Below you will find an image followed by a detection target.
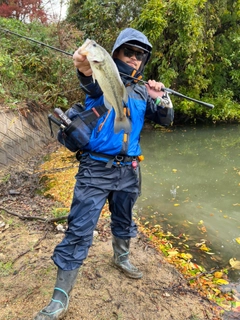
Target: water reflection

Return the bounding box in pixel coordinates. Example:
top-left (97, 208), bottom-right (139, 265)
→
top-left (135, 124), bottom-right (240, 282)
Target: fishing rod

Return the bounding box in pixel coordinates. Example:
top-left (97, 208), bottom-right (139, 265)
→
top-left (125, 76), bottom-right (214, 109)
top-left (0, 26), bottom-right (214, 109)
top-left (0, 26), bottom-right (73, 56)
top-left (162, 87), bottom-right (214, 109)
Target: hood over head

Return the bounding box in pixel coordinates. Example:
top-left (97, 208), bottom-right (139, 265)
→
top-left (112, 28), bottom-right (152, 75)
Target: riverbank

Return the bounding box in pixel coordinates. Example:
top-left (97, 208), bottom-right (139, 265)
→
top-left (0, 141), bottom-right (225, 320)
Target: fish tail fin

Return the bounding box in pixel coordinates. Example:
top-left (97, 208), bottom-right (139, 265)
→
top-left (114, 116), bottom-right (131, 134)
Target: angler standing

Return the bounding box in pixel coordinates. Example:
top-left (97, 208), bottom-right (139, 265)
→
top-left (34, 27), bottom-right (174, 320)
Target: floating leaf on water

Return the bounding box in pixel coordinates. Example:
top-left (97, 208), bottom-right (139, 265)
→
top-left (195, 240), bottom-right (206, 247)
top-left (172, 169), bottom-right (177, 173)
top-left (173, 204), bottom-right (180, 207)
top-left (199, 226), bottom-right (207, 233)
top-left (235, 237), bottom-right (240, 244)
top-left (200, 244), bottom-right (211, 252)
top-left (229, 258), bottom-right (240, 269)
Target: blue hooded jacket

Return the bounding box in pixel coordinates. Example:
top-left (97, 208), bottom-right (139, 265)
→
top-left (75, 28), bottom-right (174, 159)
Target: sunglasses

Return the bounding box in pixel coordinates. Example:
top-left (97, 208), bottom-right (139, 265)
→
top-left (122, 46), bottom-right (146, 61)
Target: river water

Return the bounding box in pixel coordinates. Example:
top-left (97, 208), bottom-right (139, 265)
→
top-left (135, 124), bottom-right (240, 282)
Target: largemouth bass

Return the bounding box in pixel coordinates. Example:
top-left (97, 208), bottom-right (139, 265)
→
top-left (78, 39), bottom-right (131, 134)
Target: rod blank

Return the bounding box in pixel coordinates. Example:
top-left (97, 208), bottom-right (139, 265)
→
top-left (162, 87), bottom-right (214, 109)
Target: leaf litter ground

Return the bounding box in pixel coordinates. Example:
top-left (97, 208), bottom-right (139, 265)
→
top-left (0, 141), bottom-right (228, 320)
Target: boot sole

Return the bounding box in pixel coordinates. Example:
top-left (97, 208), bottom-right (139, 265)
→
top-left (112, 262), bottom-right (143, 279)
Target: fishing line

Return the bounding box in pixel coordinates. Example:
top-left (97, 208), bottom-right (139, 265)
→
top-left (0, 26), bottom-right (214, 109)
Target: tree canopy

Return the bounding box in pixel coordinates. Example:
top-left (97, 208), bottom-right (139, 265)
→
top-left (66, 0), bottom-right (240, 122)
top-left (0, 0), bottom-right (47, 23)
top-left (0, 0), bottom-right (239, 123)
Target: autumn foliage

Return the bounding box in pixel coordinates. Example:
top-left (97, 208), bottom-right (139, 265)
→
top-left (0, 0), bottom-right (47, 23)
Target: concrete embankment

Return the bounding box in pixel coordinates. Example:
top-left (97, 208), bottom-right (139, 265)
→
top-left (0, 104), bottom-right (57, 175)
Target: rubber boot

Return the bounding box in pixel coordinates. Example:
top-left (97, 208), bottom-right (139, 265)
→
top-left (34, 267), bottom-right (79, 320)
top-left (112, 235), bottom-right (143, 279)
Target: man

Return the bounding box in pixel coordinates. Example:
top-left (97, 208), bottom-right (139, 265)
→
top-left (34, 27), bottom-right (173, 320)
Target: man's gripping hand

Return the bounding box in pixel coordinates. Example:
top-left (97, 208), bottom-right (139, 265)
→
top-left (73, 48), bottom-right (92, 77)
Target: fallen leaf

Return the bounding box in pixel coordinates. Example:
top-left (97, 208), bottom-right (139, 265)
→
top-left (229, 258), bottom-right (240, 269)
top-left (167, 250), bottom-right (179, 256)
top-left (215, 279), bottom-right (229, 285)
top-left (200, 244), bottom-right (211, 252)
top-left (214, 271), bottom-right (223, 278)
top-left (179, 253), bottom-right (193, 260)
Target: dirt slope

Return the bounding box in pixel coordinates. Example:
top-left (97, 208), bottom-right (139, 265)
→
top-left (0, 143), bottom-right (222, 320)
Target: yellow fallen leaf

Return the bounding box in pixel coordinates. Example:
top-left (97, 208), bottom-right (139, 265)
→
top-left (173, 204), bottom-right (180, 207)
top-left (172, 169), bottom-right (177, 173)
top-left (215, 279), bottom-right (229, 285)
top-left (235, 237), bottom-right (240, 244)
top-left (200, 244), bottom-right (211, 252)
top-left (179, 253), bottom-right (193, 260)
top-left (167, 250), bottom-right (179, 256)
top-left (229, 258), bottom-right (240, 269)
top-left (212, 288), bottom-right (221, 295)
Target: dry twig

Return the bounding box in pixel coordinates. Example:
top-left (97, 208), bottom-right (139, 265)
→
top-left (0, 206), bottom-right (68, 223)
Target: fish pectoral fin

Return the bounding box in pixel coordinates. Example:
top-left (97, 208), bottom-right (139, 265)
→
top-left (122, 84), bottom-right (128, 104)
top-left (103, 97), bottom-right (113, 110)
top-left (92, 72), bottom-right (97, 83)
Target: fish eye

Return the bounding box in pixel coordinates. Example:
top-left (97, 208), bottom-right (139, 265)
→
top-left (93, 43), bottom-right (97, 47)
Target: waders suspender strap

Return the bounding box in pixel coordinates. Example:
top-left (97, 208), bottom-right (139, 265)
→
top-left (121, 106), bottom-right (130, 153)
